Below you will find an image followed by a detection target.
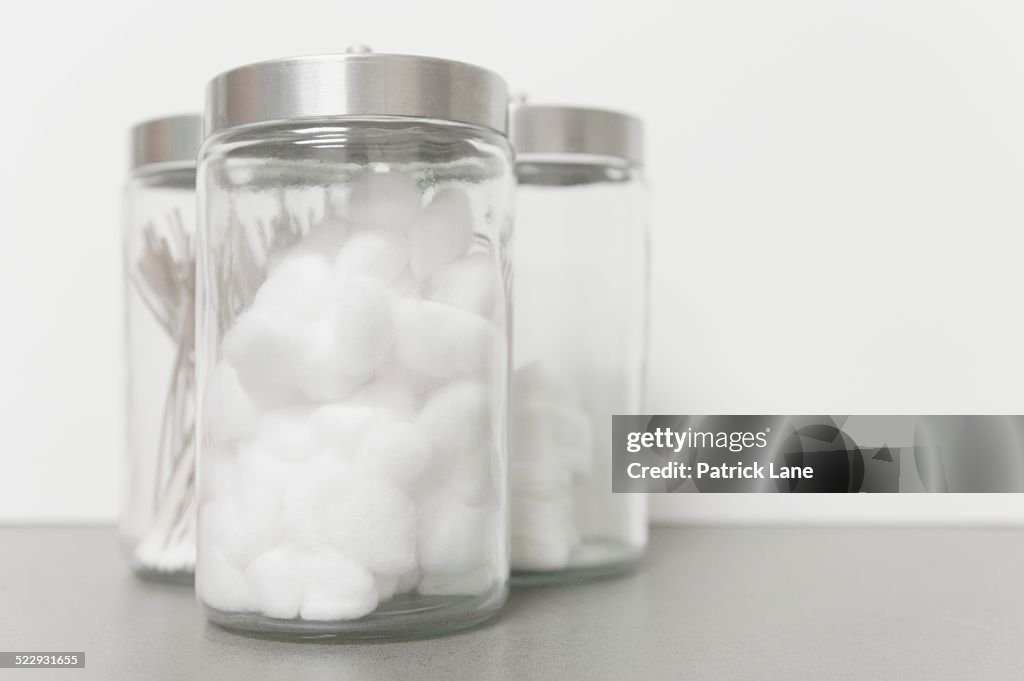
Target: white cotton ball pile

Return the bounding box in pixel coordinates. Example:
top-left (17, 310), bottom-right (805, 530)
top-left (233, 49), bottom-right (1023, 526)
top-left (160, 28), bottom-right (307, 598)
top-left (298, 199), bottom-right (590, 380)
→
top-left (418, 381), bottom-right (493, 460)
top-left (427, 253), bottom-right (499, 318)
top-left (327, 277), bottom-right (395, 375)
top-left (509, 458), bottom-right (573, 500)
top-left (222, 254), bottom-right (336, 407)
top-left (354, 422), bottom-right (434, 491)
top-left (246, 547), bottom-right (308, 619)
top-left (346, 171), bottom-right (422, 233)
top-left (201, 490), bottom-right (283, 569)
top-left (196, 545), bottom-right (251, 613)
top-left (300, 550), bottom-right (378, 621)
top-left (221, 308), bottom-right (314, 408)
top-left (199, 171), bottom-right (506, 621)
top-left (346, 371), bottom-right (420, 420)
top-left (417, 493), bottom-right (489, 576)
top-left (509, 363), bottom-right (593, 571)
top-left (416, 492), bottom-right (501, 596)
top-left (283, 457), bottom-right (417, 574)
top-left (510, 495), bottom-right (577, 571)
top-left (248, 407), bottom-right (320, 462)
top-left (448, 446), bottom-right (499, 507)
top-left (308, 404), bottom-right (385, 460)
top-left (334, 231), bottom-right (409, 283)
top-left (511, 403), bottom-right (593, 478)
top-left (202, 363), bottom-right (257, 448)
top-left (293, 219), bottom-right (351, 261)
top-left (253, 254), bottom-right (334, 319)
top-left (393, 299), bottom-right (499, 380)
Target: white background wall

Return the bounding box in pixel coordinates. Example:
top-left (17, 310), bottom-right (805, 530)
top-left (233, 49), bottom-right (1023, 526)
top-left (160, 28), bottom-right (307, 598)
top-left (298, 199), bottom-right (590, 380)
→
top-left (1, 0), bottom-right (1023, 523)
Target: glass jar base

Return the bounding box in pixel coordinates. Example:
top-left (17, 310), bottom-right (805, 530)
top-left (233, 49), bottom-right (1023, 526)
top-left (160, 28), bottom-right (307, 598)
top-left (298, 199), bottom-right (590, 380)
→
top-left (205, 587), bottom-right (507, 642)
top-left (511, 541), bottom-right (643, 587)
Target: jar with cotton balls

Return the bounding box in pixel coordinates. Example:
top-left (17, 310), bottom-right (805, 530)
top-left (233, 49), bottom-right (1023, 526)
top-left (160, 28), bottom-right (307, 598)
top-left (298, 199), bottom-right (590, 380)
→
top-left (508, 104), bottom-right (649, 583)
top-left (120, 114), bottom-right (203, 582)
top-left (195, 51), bottom-right (513, 639)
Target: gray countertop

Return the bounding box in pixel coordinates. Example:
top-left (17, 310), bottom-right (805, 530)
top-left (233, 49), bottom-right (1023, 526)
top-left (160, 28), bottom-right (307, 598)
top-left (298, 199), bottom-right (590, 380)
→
top-left (2, 526), bottom-right (1023, 680)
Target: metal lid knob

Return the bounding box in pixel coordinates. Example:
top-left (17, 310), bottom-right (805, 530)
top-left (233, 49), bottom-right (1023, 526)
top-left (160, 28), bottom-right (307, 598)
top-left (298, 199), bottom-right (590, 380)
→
top-left (205, 52), bottom-right (510, 137)
top-left (509, 104), bottom-right (644, 167)
top-left (130, 114), bottom-right (202, 170)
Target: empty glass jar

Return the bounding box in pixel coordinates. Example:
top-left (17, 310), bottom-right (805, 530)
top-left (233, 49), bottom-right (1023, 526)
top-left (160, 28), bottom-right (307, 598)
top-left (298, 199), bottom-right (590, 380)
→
top-left (509, 104), bottom-right (649, 582)
top-left (120, 114), bottom-right (203, 582)
top-left (195, 52), bottom-right (513, 639)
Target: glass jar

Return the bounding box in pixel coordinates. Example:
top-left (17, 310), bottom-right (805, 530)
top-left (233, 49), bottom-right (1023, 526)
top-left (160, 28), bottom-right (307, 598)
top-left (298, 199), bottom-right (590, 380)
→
top-left (120, 114), bottom-right (203, 582)
top-left (195, 52), bottom-right (513, 640)
top-left (508, 105), bottom-right (649, 582)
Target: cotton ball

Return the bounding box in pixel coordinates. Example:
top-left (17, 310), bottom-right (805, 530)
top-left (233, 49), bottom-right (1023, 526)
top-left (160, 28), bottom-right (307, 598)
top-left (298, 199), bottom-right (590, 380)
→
top-left (394, 299), bottom-right (499, 380)
top-left (227, 255), bottom-right (335, 407)
top-left (354, 422), bottom-right (433, 492)
top-left (417, 381), bottom-right (495, 480)
top-left (309, 404), bottom-right (384, 459)
top-left (375, 573), bottom-right (399, 602)
top-left (246, 547), bottom-right (306, 619)
top-left (509, 458), bottom-right (574, 501)
top-left (253, 253), bottom-right (333, 321)
top-left (346, 373), bottom-right (419, 420)
top-left (392, 270), bottom-right (422, 299)
top-left (510, 364), bottom-right (593, 477)
top-left (298, 317), bottom-right (370, 403)
top-left (200, 488), bottom-right (283, 570)
top-left (510, 496), bottom-right (576, 571)
top-left (417, 493), bottom-right (490, 576)
top-left (327, 277), bottom-right (395, 375)
top-left (512, 362), bottom-right (581, 407)
top-left (198, 451), bottom-right (235, 504)
top-left (221, 309), bottom-right (303, 408)
top-left (409, 188), bottom-right (474, 280)
top-left (371, 572), bottom-right (417, 603)
top-left (448, 448), bottom-right (499, 507)
top-left (250, 407), bottom-right (319, 463)
top-left (511, 403), bottom-right (593, 478)
top-left (292, 219), bottom-right (351, 261)
top-left (334, 231), bottom-right (409, 283)
top-left (347, 171), bottom-right (421, 233)
top-left (236, 439), bottom-right (305, 504)
top-left (427, 253), bottom-right (498, 318)
top-left (284, 457), bottom-right (416, 574)
top-left (283, 185), bottom-right (327, 234)
top-left (375, 360), bottom-right (443, 403)
top-left (513, 404), bottom-right (591, 450)
top-left (417, 495), bottom-right (500, 596)
top-left (221, 296), bottom-right (355, 409)
top-left (196, 544), bottom-right (253, 613)
top-left (300, 549), bottom-right (379, 621)
top-left (202, 362), bottom-right (258, 447)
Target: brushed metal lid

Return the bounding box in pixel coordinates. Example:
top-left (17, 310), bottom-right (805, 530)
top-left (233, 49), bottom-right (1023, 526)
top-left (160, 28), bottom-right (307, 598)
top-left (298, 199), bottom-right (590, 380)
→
top-left (205, 50), bottom-right (510, 137)
top-left (509, 104), bottom-right (644, 167)
top-left (130, 114), bottom-right (202, 170)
